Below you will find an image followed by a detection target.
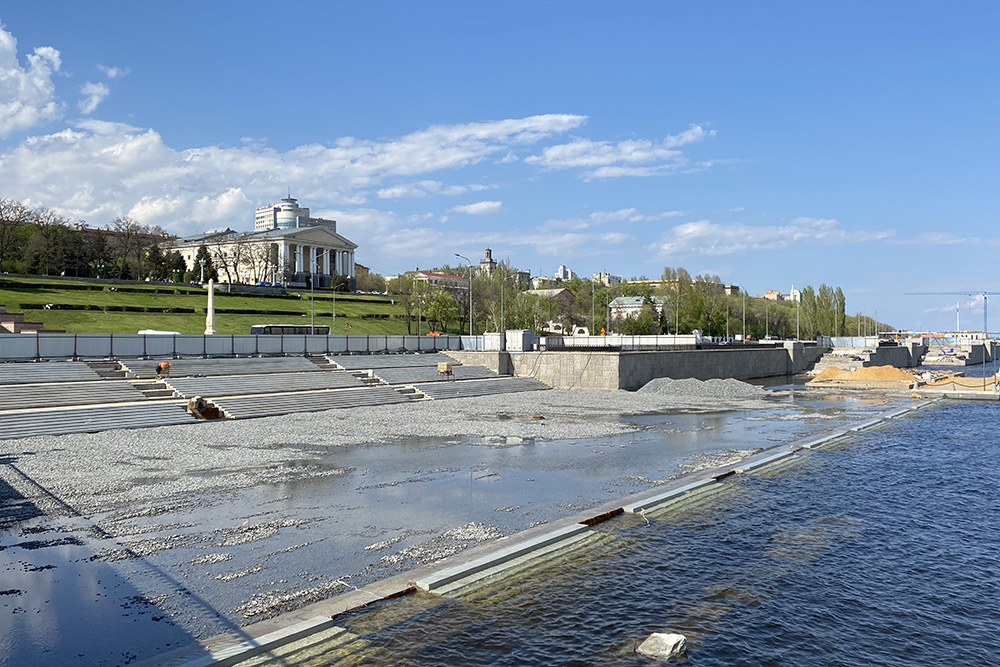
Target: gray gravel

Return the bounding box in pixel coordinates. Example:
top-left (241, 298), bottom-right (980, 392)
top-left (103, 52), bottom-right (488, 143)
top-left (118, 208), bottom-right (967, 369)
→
top-left (3, 387), bottom-right (780, 517)
top-left (638, 377), bottom-right (768, 398)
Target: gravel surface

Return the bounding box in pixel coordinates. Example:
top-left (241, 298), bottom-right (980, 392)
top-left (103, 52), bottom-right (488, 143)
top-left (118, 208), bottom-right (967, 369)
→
top-left (3, 387), bottom-right (780, 517)
top-left (638, 377), bottom-right (769, 398)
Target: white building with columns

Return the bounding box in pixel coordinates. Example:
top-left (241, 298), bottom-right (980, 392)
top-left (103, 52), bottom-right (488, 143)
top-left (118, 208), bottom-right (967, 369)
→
top-left (165, 197), bottom-right (358, 288)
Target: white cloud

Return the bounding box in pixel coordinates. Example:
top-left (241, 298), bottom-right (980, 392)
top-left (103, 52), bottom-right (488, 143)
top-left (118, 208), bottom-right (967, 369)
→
top-left (650, 217), bottom-right (896, 260)
top-left (525, 123), bottom-right (716, 179)
top-left (376, 180), bottom-right (492, 199)
top-left (0, 114), bottom-right (585, 233)
top-left (546, 208), bottom-right (683, 230)
top-left (729, 206), bottom-right (745, 212)
top-left (901, 231), bottom-right (1000, 247)
top-left (451, 200), bottom-right (502, 215)
top-left (97, 64), bottom-right (128, 79)
top-left (0, 24), bottom-right (63, 137)
top-left (78, 81), bottom-right (109, 115)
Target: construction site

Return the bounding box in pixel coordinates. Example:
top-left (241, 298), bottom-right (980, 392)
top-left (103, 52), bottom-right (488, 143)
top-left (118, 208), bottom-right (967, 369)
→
top-left (0, 330), bottom-right (997, 666)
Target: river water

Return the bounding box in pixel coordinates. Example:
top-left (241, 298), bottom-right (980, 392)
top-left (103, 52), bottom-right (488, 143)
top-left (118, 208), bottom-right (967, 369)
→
top-left (305, 399), bottom-right (1000, 666)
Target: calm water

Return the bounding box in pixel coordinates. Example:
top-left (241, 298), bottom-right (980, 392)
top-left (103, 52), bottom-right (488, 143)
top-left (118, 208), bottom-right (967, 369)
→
top-left (320, 400), bottom-right (1000, 666)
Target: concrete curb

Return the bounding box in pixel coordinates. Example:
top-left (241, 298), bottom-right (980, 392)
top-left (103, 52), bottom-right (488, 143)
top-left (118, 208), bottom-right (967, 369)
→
top-left (621, 478), bottom-right (717, 514)
top-left (176, 616), bottom-right (346, 667)
top-left (414, 523), bottom-right (593, 593)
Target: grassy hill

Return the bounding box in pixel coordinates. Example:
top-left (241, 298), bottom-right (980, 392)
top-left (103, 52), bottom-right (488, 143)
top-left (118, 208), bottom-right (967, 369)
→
top-left (0, 276), bottom-right (416, 335)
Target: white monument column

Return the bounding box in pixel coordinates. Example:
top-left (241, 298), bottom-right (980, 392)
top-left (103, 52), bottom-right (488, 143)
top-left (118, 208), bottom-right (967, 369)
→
top-left (205, 279), bottom-right (216, 335)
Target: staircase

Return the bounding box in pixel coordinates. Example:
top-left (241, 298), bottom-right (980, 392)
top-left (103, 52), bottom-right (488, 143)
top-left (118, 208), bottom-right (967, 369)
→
top-left (807, 349), bottom-right (871, 376)
top-left (129, 380), bottom-right (178, 399)
top-left (306, 355), bottom-right (341, 371)
top-left (84, 360), bottom-right (128, 379)
top-left (0, 306), bottom-right (65, 334)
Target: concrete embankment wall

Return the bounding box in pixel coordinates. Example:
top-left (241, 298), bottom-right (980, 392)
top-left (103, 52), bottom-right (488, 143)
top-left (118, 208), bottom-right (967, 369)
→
top-left (864, 342), bottom-right (926, 368)
top-left (449, 343), bottom-right (827, 391)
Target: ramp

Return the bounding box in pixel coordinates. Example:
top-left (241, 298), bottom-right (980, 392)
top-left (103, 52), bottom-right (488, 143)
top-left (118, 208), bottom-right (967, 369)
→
top-left (413, 377), bottom-right (550, 400)
top-left (0, 380), bottom-right (146, 411)
top-left (0, 403), bottom-right (197, 441)
top-left (164, 371), bottom-right (364, 399)
top-left (211, 386), bottom-right (414, 419)
top-left (329, 353), bottom-right (456, 370)
top-left (121, 356), bottom-right (321, 379)
top-left (0, 361), bottom-right (102, 385)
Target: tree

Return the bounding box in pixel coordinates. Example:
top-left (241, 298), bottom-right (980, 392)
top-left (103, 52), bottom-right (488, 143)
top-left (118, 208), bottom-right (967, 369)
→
top-left (424, 289), bottom-right (458, 333)
top-left (387, 274), bottom-right (419, 334)
top-left (189, 244), bottom-right (216, 282)
top-left (0, 198), bottom-right (32, 271)
top-left (355, 271), bottom-right (386, 293)
top-left (24, 208), bottom-right (76, 276)
top-left (165, 250), bottom-right (187, 282)
top-left (108, 216), bottom-right (144, 280)
top-left (144, 245), bottom-right (166, 280)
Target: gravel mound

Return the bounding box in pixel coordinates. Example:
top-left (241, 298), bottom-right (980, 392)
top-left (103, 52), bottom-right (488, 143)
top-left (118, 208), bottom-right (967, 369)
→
top-left (638, 377), bottom-right (767, 399)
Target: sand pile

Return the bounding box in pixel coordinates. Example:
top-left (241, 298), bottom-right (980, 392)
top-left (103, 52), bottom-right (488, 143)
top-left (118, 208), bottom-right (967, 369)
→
top-left (809, 365), bottom-right (915, 383)
top-left (638, 377), bottom-right (767, 398)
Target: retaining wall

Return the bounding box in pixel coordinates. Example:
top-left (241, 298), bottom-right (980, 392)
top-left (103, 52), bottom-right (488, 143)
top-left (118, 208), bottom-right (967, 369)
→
top-left (864, 342), bottom-right (926, 368)
top-left (449, 343), bottom-right (828, 391)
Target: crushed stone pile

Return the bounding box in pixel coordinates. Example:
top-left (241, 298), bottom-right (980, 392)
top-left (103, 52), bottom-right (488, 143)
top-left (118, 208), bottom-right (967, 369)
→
top-left (637, 377), bottom-right (767, 399)
top-left (809, 365), bottom-right (915, 383)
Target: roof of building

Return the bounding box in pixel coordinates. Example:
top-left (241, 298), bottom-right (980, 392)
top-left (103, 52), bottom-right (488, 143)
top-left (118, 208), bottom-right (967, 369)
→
top-left (414, 271), bottom-right (468, 281)
top-left (166, 224), bottom-right (357, 249)
top-left (609, 296), bottom-right (670, 307)
top-left (528, 288), bottom-right (574, 298)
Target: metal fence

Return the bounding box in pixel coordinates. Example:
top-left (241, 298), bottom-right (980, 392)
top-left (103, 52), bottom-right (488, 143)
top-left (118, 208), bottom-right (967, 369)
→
top-left (0, 333), bottom-right (467, 361)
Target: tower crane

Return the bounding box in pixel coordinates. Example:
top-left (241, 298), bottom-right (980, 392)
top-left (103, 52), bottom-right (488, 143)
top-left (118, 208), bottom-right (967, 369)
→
top-left (904, 291), bottom-right (1000, 338)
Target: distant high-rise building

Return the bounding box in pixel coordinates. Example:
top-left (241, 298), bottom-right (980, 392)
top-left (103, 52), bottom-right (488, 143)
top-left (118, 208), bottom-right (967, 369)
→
top-left (255, 196), bottom-right (337, 232)
top-left (555, 264), bottom-right (575, 281)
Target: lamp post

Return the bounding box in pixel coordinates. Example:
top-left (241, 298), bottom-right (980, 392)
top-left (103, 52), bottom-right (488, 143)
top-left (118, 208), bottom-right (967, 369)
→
top-left (742, 287), bottom-right (746, 342)
top-left (455, 254), bottom-right (472, 336)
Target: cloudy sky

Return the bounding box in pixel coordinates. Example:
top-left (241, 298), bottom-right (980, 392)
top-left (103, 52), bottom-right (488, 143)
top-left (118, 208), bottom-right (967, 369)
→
top-left (0, 2), bottom-right (998, 332)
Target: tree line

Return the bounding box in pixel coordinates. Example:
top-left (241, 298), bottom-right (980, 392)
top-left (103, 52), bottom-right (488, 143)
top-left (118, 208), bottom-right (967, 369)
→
top-left (388, 262), bottom-right (886, 339)
top-left (0, 198), bottom-right (195, 281)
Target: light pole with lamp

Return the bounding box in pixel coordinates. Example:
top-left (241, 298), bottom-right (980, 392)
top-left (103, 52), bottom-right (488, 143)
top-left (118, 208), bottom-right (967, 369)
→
top-left (455, 254), bottom-right (472, 336)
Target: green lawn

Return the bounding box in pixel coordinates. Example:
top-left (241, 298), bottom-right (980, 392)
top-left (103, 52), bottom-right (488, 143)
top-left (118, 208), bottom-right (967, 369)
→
top-left (0, 276), bottom-right (418, 335)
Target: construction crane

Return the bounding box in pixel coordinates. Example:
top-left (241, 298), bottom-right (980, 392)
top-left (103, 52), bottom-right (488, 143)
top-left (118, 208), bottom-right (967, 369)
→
top-left (904, 291), bottom-right (1000, 338)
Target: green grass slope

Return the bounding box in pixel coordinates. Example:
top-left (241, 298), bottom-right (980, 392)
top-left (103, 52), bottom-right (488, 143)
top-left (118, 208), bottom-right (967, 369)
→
top-left (0, 276), bottom-right (417, 335)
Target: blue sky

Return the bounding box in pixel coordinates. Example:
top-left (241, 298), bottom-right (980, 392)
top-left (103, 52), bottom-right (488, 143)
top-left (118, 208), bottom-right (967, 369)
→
top-left (1, 2), bottom-right (998, 333)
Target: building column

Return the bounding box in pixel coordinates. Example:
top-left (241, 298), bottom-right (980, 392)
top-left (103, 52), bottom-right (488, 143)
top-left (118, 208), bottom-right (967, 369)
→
top-left (295, 245), bottom-right (303, 274)
top-left (347, 251), bottom-right (355, 277)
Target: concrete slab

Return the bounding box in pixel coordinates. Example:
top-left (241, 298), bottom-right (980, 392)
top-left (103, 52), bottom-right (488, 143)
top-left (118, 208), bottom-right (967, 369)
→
top-left (734, 449), bottom-right (797, 473)
top-left (176, 616), bottom-right (346, 667)
top-left (414, 523), bottom-right (593, 593)
top-left (621, 478), bottom-right (717, 514)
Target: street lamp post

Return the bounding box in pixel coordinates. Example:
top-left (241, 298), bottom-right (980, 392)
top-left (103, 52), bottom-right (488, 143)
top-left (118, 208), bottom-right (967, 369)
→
top-left (742, 287), bottom-right (746, 342)
top-left (455, 254), bottom-right (472, 336)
